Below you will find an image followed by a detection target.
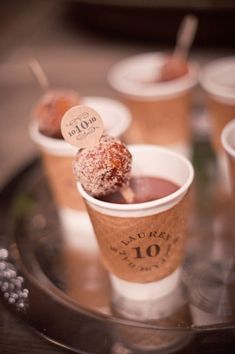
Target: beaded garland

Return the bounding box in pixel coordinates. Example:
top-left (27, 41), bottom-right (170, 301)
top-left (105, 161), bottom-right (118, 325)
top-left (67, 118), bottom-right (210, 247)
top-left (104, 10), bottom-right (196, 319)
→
top-left (0, 248), bottom-right (29, 310)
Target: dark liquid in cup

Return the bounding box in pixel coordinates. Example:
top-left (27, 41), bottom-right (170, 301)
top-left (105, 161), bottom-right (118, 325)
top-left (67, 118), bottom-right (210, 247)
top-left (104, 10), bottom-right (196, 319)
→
top-left (99, 176), bottom-right (180, 204)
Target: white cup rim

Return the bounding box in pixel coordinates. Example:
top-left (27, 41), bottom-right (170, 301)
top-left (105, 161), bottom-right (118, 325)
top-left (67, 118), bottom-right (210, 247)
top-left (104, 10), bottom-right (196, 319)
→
top-left (29, 95), bottom-right (132, 154)
top-left (221, 119), bottom-right (235, 158)
top-left (29, 119), bottom-right (75, 153)
top-left (78, 145), bottom-right (194, 212)
top-left (108, 52), bottom-right (198, 100)
top-left (200, 56), bottom-right (235, 102)
top-left (81, 96), bottom-right (132, 138)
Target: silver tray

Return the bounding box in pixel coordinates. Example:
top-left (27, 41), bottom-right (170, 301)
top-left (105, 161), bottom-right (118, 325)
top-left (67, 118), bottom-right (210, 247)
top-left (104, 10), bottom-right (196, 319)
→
top-left (0, 138), bottom-right (235, 354)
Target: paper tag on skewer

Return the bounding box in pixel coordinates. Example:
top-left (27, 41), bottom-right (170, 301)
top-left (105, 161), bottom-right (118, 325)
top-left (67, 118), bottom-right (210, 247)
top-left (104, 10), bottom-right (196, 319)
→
top-left (61, 105), bottom-right (104, 149)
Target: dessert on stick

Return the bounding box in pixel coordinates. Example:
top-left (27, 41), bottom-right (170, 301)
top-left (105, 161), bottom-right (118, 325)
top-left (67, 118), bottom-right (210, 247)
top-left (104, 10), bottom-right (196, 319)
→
top-left (159, 14), bottom-right (198, 82)
top-left (108, 21), bottom-right (198, 156)
top-left (61, 105), bottom-right (134, 203)
top-left (73, 136), bottom-right (132, 198)
top-left (34, 90), bottom-right (80, 139)
top-left (29, 59), bottom-right (80, 139)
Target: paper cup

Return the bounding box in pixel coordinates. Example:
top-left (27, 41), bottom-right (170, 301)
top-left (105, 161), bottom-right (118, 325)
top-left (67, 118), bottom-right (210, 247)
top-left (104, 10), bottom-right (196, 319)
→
top-left (201, 57), bottom-right (235, 153)
top-left (108, 52), bottom-right (198, 159)
top-left (221, 119), bottom-right (235, 197)
top-left (79, 145), bottom-right (194, 298)
top-left (29, 96), bottom-right (131, 250)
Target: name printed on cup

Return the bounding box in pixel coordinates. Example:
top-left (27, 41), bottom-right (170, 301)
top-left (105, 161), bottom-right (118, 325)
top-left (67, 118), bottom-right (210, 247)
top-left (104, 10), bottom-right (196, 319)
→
top-left (110, 230), bottom-right (179, 272)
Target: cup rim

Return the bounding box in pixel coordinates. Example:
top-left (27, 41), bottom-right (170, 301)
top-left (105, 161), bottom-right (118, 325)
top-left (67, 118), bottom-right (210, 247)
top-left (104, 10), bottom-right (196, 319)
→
top-left (78, 145), bottom-right (194, 211)
top-left (108, 52), bottom-right (198, 100)
top-left (29, 119), bottom-right (74, 152)
top-left (200, 56), bottom-right (235, 102)
top-left (81, 96), bottom-right (132, 138)
top-left (29, 95), bottom-right (132, 152)
top-left (221, 119), bottom-right (235, 158)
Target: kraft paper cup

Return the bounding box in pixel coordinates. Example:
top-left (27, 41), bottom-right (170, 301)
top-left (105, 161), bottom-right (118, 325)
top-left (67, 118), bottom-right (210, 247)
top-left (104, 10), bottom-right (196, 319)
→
top-left (29, 96), bottom-right (131, 251)
top-left (108, 52), bottom-right (198, 159)
top-left (201, 57), bottom-right (235, 153)
top-left (221, 119), bottom-right (235, 197)
top-left (78, 145), bottom-right (194, 299)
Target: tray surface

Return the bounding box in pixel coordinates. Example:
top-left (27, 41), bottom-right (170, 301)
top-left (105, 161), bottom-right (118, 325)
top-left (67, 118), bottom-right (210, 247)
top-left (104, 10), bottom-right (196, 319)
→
top-left (1, 139), bottom-right (235, 353)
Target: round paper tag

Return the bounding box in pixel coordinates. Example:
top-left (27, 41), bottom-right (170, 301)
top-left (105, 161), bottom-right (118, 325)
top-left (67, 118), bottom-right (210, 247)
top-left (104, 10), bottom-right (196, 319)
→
top-left (61, 105), bottom-right (104, 149)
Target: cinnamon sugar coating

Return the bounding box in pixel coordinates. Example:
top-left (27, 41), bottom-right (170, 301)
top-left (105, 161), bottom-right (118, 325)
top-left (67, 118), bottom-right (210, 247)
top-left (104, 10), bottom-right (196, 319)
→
top-left (73, 136), bottom-right (132, 197)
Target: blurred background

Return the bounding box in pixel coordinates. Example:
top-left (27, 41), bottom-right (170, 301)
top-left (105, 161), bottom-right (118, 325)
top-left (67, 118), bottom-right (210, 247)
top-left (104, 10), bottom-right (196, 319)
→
top-left (1, 0), bottom-right (235, 187)
top-left (1, 2), bottom-right (235, 353)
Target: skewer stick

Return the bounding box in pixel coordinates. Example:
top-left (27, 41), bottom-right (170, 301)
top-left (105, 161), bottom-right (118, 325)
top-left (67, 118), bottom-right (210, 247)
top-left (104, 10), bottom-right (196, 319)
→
top-left (28, 59), bottom-right (49, 90)
top-left (173, 14), bottom-right (198, 59)
top-left (120, 186), bottom-right (135, 204)
top-left (157, 14), bottom-right (198, 82)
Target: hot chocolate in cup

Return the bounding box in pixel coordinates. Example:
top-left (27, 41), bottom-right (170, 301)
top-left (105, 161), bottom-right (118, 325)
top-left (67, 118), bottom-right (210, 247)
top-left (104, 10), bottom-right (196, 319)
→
top-left (221, 119), bottom-right (235, 197)
top-left (201, 57), bottom-right (235, 153)
top-left (108, 52), bottom-right (198, 159)
top-left (29, 96), bottom-right (131, 250)
top-left (78, 145), bottom-right (194, 298)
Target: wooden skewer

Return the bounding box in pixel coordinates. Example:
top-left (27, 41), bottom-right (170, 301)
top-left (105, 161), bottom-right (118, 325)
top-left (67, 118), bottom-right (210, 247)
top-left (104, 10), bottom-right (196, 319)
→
top-left (173, 14), bottom-right (198, 59)
top-left (120, 186), bottom-right (135, 204)
top-left (157, 14), bottom-right (198, 82)
top-left (28, 59), bottom-right (49, 90)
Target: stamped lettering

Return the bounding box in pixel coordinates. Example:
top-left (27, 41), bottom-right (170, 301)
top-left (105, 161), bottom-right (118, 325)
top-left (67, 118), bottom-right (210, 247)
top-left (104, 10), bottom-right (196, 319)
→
top-left (61, 105), bottom-right (104, 149)
top-left (110, 230), bottom-right (178, 272)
